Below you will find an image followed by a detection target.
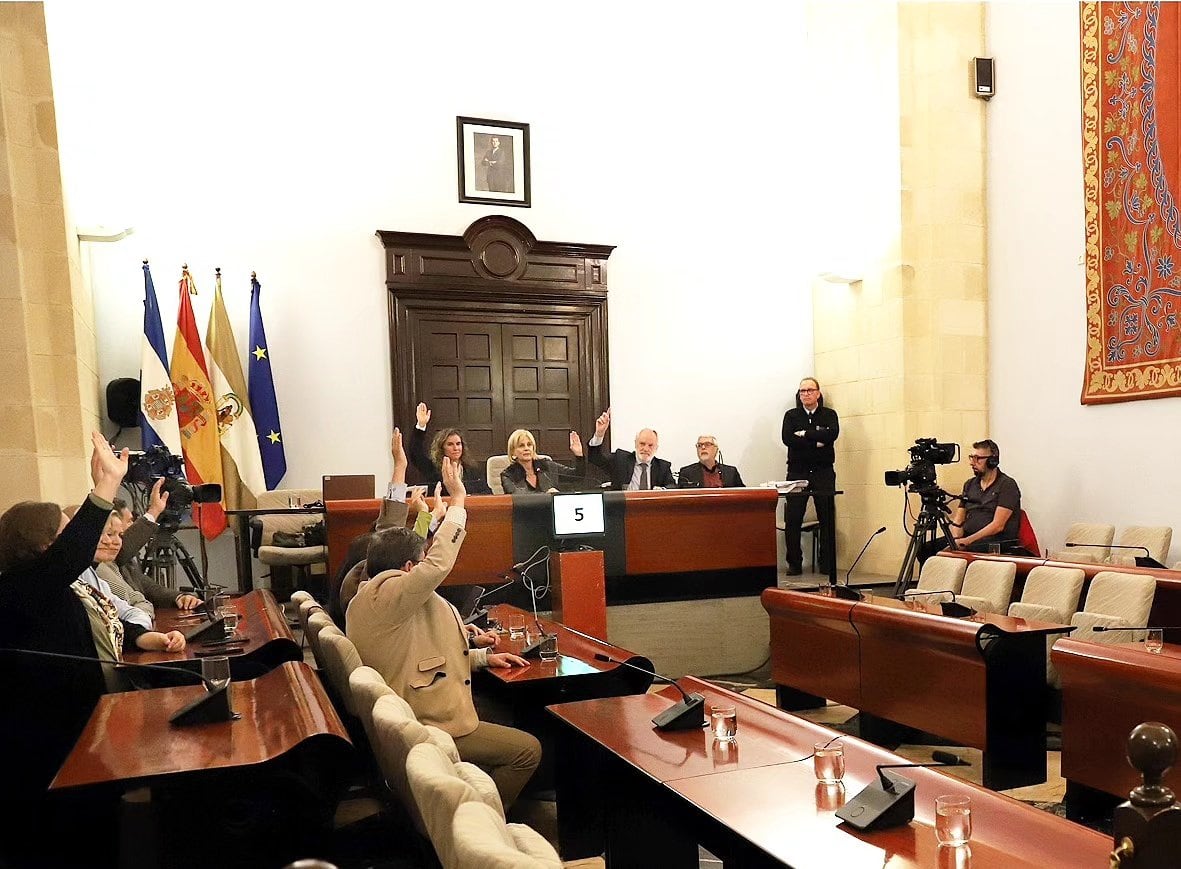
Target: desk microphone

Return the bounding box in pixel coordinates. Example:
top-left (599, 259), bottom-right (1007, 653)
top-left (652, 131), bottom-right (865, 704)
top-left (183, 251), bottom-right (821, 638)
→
top-left (1065, 543), bottom-right (1165, 568)
top-left (834, 527), bottom-right (886, 600)
top-left (0, 647), bottom-right (237, 726)
top-left (897, 589), bottom-right (976, 618)
top-left (835, 761), bottom-right (967, 831)
top-left (593, 653), bottom-right (706, 731)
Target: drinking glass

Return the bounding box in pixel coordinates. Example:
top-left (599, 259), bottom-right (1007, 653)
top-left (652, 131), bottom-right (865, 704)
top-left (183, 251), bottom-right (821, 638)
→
top-left (212, 593), bottom-right (231, 616)
top-left (288, 494), bottom-right (302, 508)
top-left (987, 543), bottom-right (1002, 555)
top-left (221, 610), bottom-right (240, 639)
top-left (200, 655), bottom-right (232, 691)
top-left (813, 741), bottom-right (845, 784)
top-left (935, 795), bottom-right (973, 846)
top-left (1146, 628), bottom-right (1164, 654)
top-left (538, 633), bottom-right (558, 662)
top-left (711, 704), bottom-right (738, 742)
top-left (507, 614), bottom-right (527, 640)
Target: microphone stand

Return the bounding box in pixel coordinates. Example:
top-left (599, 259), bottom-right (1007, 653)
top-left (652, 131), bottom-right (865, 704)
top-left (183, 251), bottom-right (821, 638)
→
top-left (593, 653), bottom-right (706, 731)
top-left (897, 589), bottom-right (976, 618)
top-left (835, 760), bottom-right (965, 830)
top-left (1065, 543), bottom-right (1165, 569)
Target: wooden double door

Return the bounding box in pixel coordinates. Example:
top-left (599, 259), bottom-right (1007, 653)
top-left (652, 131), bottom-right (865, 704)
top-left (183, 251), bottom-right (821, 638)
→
top-left (412, 314), bottom-right (587, 463)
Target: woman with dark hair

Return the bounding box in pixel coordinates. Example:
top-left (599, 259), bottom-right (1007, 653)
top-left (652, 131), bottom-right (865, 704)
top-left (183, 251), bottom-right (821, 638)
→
top-left (408, 402), bottom-right (493, 496)
top-left (0, 433), bottom-right (182, 865)
top-left (499, 429), bottom-right (587, 494)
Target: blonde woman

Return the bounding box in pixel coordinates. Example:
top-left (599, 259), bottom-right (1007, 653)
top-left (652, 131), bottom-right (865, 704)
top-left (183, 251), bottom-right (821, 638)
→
top-left (499, 429), bottom-right (587, 494)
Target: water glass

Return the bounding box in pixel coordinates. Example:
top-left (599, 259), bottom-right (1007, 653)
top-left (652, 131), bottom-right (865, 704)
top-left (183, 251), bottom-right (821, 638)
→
top-left (813, 741), bottom-right (845, 783)
top-left (221, 610), bottom-right (240, 639)
top-left (987, 543), bottom-right (1002, 555)
top-left (287, 494), bottom-right (302, 508)
top-left (212, 593), bottom-right (231, 616)
top-left (538, 633), bottom-right (558, 662)
top-left (711, 704), bottom-right (738, 742)
top-left (507, 614), bottom-right (527, 640)
top-left (1146, 628), bottom-right (1164, 654)
top-left (935, 795), bottom-right (972, 846)
top-left (200, 655), bottom-right (232, 691)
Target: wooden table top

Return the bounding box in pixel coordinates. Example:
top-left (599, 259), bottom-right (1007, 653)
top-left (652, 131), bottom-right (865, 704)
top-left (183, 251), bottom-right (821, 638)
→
top-left (51, 661), bottom-right (350, 790)
top-left (550, 676), bottom-right (1111, 867)
top-left (481, 604), bottom-right (652, 687)
top-left (128, 589), bottom-right (299, 666)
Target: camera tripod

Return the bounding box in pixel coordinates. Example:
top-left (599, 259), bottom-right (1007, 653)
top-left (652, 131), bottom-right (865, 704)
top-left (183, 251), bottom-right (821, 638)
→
top-left (892, 488), bottom-right (959, 597)
top-left (121, 484), bottom-right (211, 593)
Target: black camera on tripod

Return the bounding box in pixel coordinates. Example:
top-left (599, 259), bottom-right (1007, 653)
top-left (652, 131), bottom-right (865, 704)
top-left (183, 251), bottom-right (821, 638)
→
top-left (126, 446), bottom-right (222, 529)
top-left (883, 438), bottom-right (960, 491)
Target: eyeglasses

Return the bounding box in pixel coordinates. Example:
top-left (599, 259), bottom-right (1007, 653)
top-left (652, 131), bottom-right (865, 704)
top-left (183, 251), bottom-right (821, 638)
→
top-left (799, 388), bottom-right (819, 393)
top-left (967, 454), bottom-right (992, 462)
top-left (695, 442), bottom-right (716, 449)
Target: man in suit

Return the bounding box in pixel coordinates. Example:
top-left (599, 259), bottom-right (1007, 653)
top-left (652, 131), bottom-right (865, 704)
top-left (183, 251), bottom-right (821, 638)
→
top-left (347, 434), bottom-right (540, 808)
top-left (586, 408), bottom-right (676, 490)
top-left (781, 377), bottom-right (840, 576)
top-left (678, 435), bottom-right (745, 488)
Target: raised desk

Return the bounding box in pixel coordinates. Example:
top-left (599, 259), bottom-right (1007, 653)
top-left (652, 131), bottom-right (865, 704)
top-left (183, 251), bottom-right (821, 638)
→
top-left (763, 588), bottom-right (1073, 789)
top-left (1053, 637), bottom-right (1181, 807)
top-left (127, 589), bottom-right (302, 679)
top-left (325, 489), bottom-right (778, 600)
top-left (549, 676), bottom-right (1110, 867)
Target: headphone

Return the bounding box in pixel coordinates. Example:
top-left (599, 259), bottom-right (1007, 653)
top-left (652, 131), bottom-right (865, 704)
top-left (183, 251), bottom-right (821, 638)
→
top-left (979, 440), bottom-right (1000, 469)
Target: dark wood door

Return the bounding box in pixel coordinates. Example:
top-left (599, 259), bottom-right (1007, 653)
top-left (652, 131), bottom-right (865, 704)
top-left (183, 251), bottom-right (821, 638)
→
top-left (412, 320), bottom-right (504, 460)
top-left (502, 322), bottom-right (581, 460)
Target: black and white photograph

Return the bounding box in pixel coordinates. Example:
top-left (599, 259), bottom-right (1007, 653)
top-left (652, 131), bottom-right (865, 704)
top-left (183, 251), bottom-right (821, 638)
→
top-left (456, 116), bottom-right (530, 207)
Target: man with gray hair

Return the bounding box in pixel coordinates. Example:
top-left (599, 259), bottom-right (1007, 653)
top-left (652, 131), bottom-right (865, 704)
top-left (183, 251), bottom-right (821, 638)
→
top-left (586, 408), bottom-right (676, 490)
top-left (678, 435), bottom-right (745, 488)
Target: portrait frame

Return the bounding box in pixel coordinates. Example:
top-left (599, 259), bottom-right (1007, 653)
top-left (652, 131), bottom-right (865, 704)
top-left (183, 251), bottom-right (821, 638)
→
top-left (456, 116), bottom-right (531, 208)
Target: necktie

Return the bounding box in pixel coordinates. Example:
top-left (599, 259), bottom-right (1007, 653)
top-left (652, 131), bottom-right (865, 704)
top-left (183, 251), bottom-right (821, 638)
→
top-left (638, 462), bottom-right (650, 490)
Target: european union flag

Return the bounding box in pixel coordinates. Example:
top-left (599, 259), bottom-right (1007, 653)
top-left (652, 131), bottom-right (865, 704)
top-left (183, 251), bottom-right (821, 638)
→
top-left (247, 274), bottom-right (286, 490)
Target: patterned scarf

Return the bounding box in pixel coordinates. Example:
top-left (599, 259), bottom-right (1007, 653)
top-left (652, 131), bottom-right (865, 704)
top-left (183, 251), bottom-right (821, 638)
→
top-left (72, 575), bottom-right (124, 661)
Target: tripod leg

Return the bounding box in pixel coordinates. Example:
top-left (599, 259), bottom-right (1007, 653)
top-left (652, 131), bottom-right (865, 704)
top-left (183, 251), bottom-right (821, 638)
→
top-left (171, 538), bottom-right (207, 592)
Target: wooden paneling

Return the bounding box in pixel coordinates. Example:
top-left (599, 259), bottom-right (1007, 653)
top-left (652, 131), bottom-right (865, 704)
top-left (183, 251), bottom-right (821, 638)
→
top-left (761, 588), bottom-right (861, 708)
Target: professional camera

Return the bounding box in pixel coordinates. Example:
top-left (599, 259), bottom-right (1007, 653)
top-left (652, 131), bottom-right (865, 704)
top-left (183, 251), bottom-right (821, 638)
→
top-left (883, 438), bottom-right (960, 490)
top-left (126, 446), bottom-right (222, 526)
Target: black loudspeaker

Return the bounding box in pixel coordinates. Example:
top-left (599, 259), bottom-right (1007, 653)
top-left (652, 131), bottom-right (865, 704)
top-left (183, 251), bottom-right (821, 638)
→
top-left (973, 57), bottom-right (994, 100)
top-left (106, 377), bottom-right (140, 428)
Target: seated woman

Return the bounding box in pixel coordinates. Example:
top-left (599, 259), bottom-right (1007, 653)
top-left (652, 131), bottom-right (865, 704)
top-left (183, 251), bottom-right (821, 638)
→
top-left (408, 402), bottom-right (493, 496)
top-left (0, 433), bottom-right (180, 862)
top-left (500, 429), bottom-right (587, 494)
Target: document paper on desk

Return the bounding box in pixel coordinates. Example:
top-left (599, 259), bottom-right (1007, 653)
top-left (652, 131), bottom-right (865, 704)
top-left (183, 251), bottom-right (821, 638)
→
top-left (765, 481), bottom-right (810, 494)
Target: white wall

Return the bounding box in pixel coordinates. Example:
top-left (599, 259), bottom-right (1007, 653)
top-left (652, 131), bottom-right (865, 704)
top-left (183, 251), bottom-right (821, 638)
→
top-left (988, 1), bottom-right (1181, 564)
top-left (44, 1), bottom-right (819, 500)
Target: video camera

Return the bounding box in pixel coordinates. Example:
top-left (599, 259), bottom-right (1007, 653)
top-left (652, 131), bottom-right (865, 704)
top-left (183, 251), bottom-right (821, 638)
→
top-left (883, 438), bottom-right (959, 492)
top-left (126, 446), bottom-right (222, 528)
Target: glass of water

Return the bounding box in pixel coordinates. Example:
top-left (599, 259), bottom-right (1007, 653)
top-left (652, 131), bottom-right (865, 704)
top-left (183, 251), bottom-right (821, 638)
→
top-left (507, 614), bottom-right (527, 640)
top-left (538, 633), bottom-right (558, 662)
top-left (200, 655), bottom-right (232, 691)
top-left (221, 610), bottom-right (240, 639)
top-left (1146, 628), bottom-right (1164, 654)
top-left (287, 494), bottom-right (302, 508)
top-left (711, 704), bottom-right (738, 742)
top-left (813, 741), bottom-right (845, 783)
top-left (935, 795), bottom-right (972, 846)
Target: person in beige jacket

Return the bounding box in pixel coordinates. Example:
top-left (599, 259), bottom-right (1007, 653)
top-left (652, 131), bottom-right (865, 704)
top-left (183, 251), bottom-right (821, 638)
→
top-left (347, 432), bottom-right (540, 807)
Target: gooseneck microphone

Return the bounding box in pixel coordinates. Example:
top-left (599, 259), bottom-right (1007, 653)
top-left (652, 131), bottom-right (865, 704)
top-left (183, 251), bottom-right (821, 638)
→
top-left (897, 589), bottom-right (976, 618)
top-left (1093, 625), bottom-right (1178, 632)
top-left (1065, 542), bottom-right (1165, 568)
top-left (0, 647), bottom-right (237, 726)
top-left (835, 760), bottom-right (968, 831)
top-left (831, 527), bottom-right (887, 600)
top-left (593, 653), bottom-right (706, 731)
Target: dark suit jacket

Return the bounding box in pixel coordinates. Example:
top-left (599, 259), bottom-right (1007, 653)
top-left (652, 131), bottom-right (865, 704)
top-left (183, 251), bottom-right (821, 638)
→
top-left (677, 462), bottom-right (745, 488)
top-left (500, 457), bottom-right (586, 494)
top-left (588, 444), bottom-right (676, 490)
top-left (407, 426), bottom-right (493, 496)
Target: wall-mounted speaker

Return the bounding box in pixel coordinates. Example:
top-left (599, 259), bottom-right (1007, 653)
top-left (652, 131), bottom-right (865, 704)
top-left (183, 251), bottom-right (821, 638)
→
top-left (973, 57), bottom-right (995, 101)
top-left (106, 377), bottom-right (140, 428)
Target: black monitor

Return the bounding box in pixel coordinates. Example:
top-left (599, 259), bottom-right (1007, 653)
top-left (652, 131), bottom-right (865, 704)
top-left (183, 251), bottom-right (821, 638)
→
top-left (552, 493), bottom-right (606, 539)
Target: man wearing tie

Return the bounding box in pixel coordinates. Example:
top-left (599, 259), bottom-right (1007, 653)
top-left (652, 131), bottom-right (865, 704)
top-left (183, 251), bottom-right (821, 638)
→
top-left (781, 377), bottom-right (840, 576)
top-left (586, 409), bottom-right (676, 490)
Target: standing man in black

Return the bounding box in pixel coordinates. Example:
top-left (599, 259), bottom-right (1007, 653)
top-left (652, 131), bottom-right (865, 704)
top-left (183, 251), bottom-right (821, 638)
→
top-left (781, 378), bottom-right (839, 576)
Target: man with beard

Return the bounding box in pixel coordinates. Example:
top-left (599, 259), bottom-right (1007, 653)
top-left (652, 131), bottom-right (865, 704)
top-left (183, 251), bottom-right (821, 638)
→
top-left (949, 438), bottom-right (1022, 553)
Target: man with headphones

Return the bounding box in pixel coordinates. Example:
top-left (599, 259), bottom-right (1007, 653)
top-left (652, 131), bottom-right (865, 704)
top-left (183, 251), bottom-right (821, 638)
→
top-left (949, 439), bottom-right (1022, 552)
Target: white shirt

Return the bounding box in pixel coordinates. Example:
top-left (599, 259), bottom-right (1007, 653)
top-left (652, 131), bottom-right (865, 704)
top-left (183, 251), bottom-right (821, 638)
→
top-left (78, 567), bottom-right (153, 630)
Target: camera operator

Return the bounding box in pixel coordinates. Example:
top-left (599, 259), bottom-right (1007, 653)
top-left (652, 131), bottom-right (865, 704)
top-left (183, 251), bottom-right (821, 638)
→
top-left (950, 439), bottom-right (1021, 553)
top-left (781, 377), bottom-right (839, 575)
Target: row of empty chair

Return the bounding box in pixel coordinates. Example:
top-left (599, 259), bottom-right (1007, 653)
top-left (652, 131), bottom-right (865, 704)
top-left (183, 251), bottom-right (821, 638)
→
top-left (293, 592), bottom-right (595, 868)
top-left (1051, 522), bottom-right (1174, 567)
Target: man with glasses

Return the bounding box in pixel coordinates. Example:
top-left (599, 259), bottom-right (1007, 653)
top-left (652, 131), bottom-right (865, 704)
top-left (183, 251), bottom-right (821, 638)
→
top-left (781, 377), bottom-right (840, 576)
top-left (949, 439), bottom-right (1021, 552)
top-left (678, 435), bottom-right (745, 488)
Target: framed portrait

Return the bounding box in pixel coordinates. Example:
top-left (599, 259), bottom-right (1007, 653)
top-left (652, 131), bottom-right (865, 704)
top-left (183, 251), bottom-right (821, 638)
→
top-left (456, 116), bottom-right (531, 208)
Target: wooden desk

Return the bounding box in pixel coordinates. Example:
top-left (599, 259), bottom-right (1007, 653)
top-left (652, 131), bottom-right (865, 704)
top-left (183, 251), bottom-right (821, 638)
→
top-left (325, 490), bottom-right (778, 594)
top-left (127, 589), bottom-right (301, 679)
top-left (224, 506), bottom-right (325, 592)
top-left (762, 588), bottom-right (1072, 789)
top-left (549, 676), bottom-right (1111, 867)
top-left (1054, 637), bottom-right (1181, 807)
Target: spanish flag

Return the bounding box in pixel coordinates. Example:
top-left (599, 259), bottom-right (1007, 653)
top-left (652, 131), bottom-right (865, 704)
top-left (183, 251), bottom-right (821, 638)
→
top-left (170, 267), bottom-right (227, 539)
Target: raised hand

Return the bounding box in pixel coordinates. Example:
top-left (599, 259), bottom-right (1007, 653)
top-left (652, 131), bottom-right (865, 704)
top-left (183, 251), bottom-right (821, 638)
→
top-left (594, 408), bottom-right (611, 438)
top-left (429, 483), bottom-right (446, 524)
top-left (441, 456), bottom-right (466, 507)
top-left (416, 402), bottom-right (431, 428)
top-left (90, 431), bottom-right (129, 502)
top-left (147, 478), bottom-right (170, 520)
top-left (407, 485), bottom-right (428, 515)
top-left (391, 428), bottom-right (407, 468)
top-left (569, 430), bottom-right (584, 457)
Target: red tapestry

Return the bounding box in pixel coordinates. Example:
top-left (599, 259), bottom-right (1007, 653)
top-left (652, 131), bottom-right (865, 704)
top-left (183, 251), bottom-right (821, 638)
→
top-left (1081, 1), bottom-right (1181, 403)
